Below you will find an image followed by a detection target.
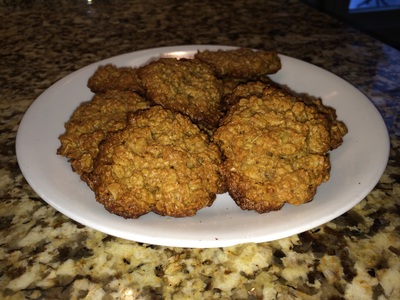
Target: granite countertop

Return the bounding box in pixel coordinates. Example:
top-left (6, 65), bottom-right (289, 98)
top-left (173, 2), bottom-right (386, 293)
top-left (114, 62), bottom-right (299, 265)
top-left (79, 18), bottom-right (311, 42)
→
top-left (1, 0), bottom-right (399, 299)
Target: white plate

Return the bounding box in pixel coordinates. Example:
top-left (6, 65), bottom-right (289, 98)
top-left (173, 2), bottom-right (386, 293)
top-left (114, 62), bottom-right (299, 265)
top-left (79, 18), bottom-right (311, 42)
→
top-left (16, 45), bottom-right (390, 248)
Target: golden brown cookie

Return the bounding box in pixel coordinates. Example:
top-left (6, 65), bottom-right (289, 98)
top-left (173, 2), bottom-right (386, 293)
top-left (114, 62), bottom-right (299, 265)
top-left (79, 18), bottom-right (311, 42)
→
top-left (138, 57), bottom-right (223, 131)
top-left (296, 93), bottom-right (348, 149)
top-left (223, 80), bottom-right (273, 109)
top-left (91, 106), bottom-right (226, 219)
top-left (57, 90), bottom-right (150, 186)
top-left (194, 48), bottom-right (281, 79)
top-left (87, 64), bottom-right (144, 94)
top-left (224, 81), bottom-right (348, 149)
top-left (213, 84), bottom-right (332, 213)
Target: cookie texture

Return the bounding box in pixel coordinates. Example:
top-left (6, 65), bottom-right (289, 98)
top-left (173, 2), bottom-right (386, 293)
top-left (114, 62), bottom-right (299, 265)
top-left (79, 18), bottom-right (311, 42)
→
top-left (224, 81), bottom-right (348, 149)
top-left (296, 93), bottom-right (348, 150)
top-left (138, 57), bottom-right (223, 131)
top-left (195, 48), bottom-right (281, 79)
top-left (87, 64), bottom-right (144, 94)
top-left (213, 83), bottom-right (332, 213)
top-left (91, 106), bottom-right (226, 218)
top-left (57, 90), bottom-right (150, 185)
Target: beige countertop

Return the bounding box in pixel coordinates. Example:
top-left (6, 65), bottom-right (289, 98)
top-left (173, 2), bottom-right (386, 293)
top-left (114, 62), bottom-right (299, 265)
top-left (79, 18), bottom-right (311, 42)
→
top-left (1, 0), bottom-right (399, 299)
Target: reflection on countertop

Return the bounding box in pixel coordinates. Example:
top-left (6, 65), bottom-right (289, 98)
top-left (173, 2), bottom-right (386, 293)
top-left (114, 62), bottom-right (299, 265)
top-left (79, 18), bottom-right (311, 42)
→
top-left (0, 0), bottom-right (399, 299)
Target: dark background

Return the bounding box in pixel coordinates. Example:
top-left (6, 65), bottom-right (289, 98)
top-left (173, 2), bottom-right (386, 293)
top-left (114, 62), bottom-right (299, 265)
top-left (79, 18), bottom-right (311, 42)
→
top-left (301, 0), bottom-right (400, 50)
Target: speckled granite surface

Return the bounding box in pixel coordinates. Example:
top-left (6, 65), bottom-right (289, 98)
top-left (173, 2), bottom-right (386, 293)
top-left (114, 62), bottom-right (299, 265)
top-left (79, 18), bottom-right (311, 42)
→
top-left (1, 0), bottom-right (399, 299)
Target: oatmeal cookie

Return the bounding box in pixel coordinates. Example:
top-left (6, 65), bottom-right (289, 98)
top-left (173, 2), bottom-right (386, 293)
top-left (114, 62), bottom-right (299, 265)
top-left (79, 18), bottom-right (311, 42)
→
top-left (57, 90), bottom-right (150, 185)
top-left (88, 64), bottom-right (144, 94)
top-left (224, 81), bottom-right (348, 149)
top-left (91, 106), bottom-right (226, 219)
top-left (194, 48), bottom-right (281, 79)
top-left (213, 85), bottom-right (332, 213)
top-left (138, 57), bottom-right (223, 131)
